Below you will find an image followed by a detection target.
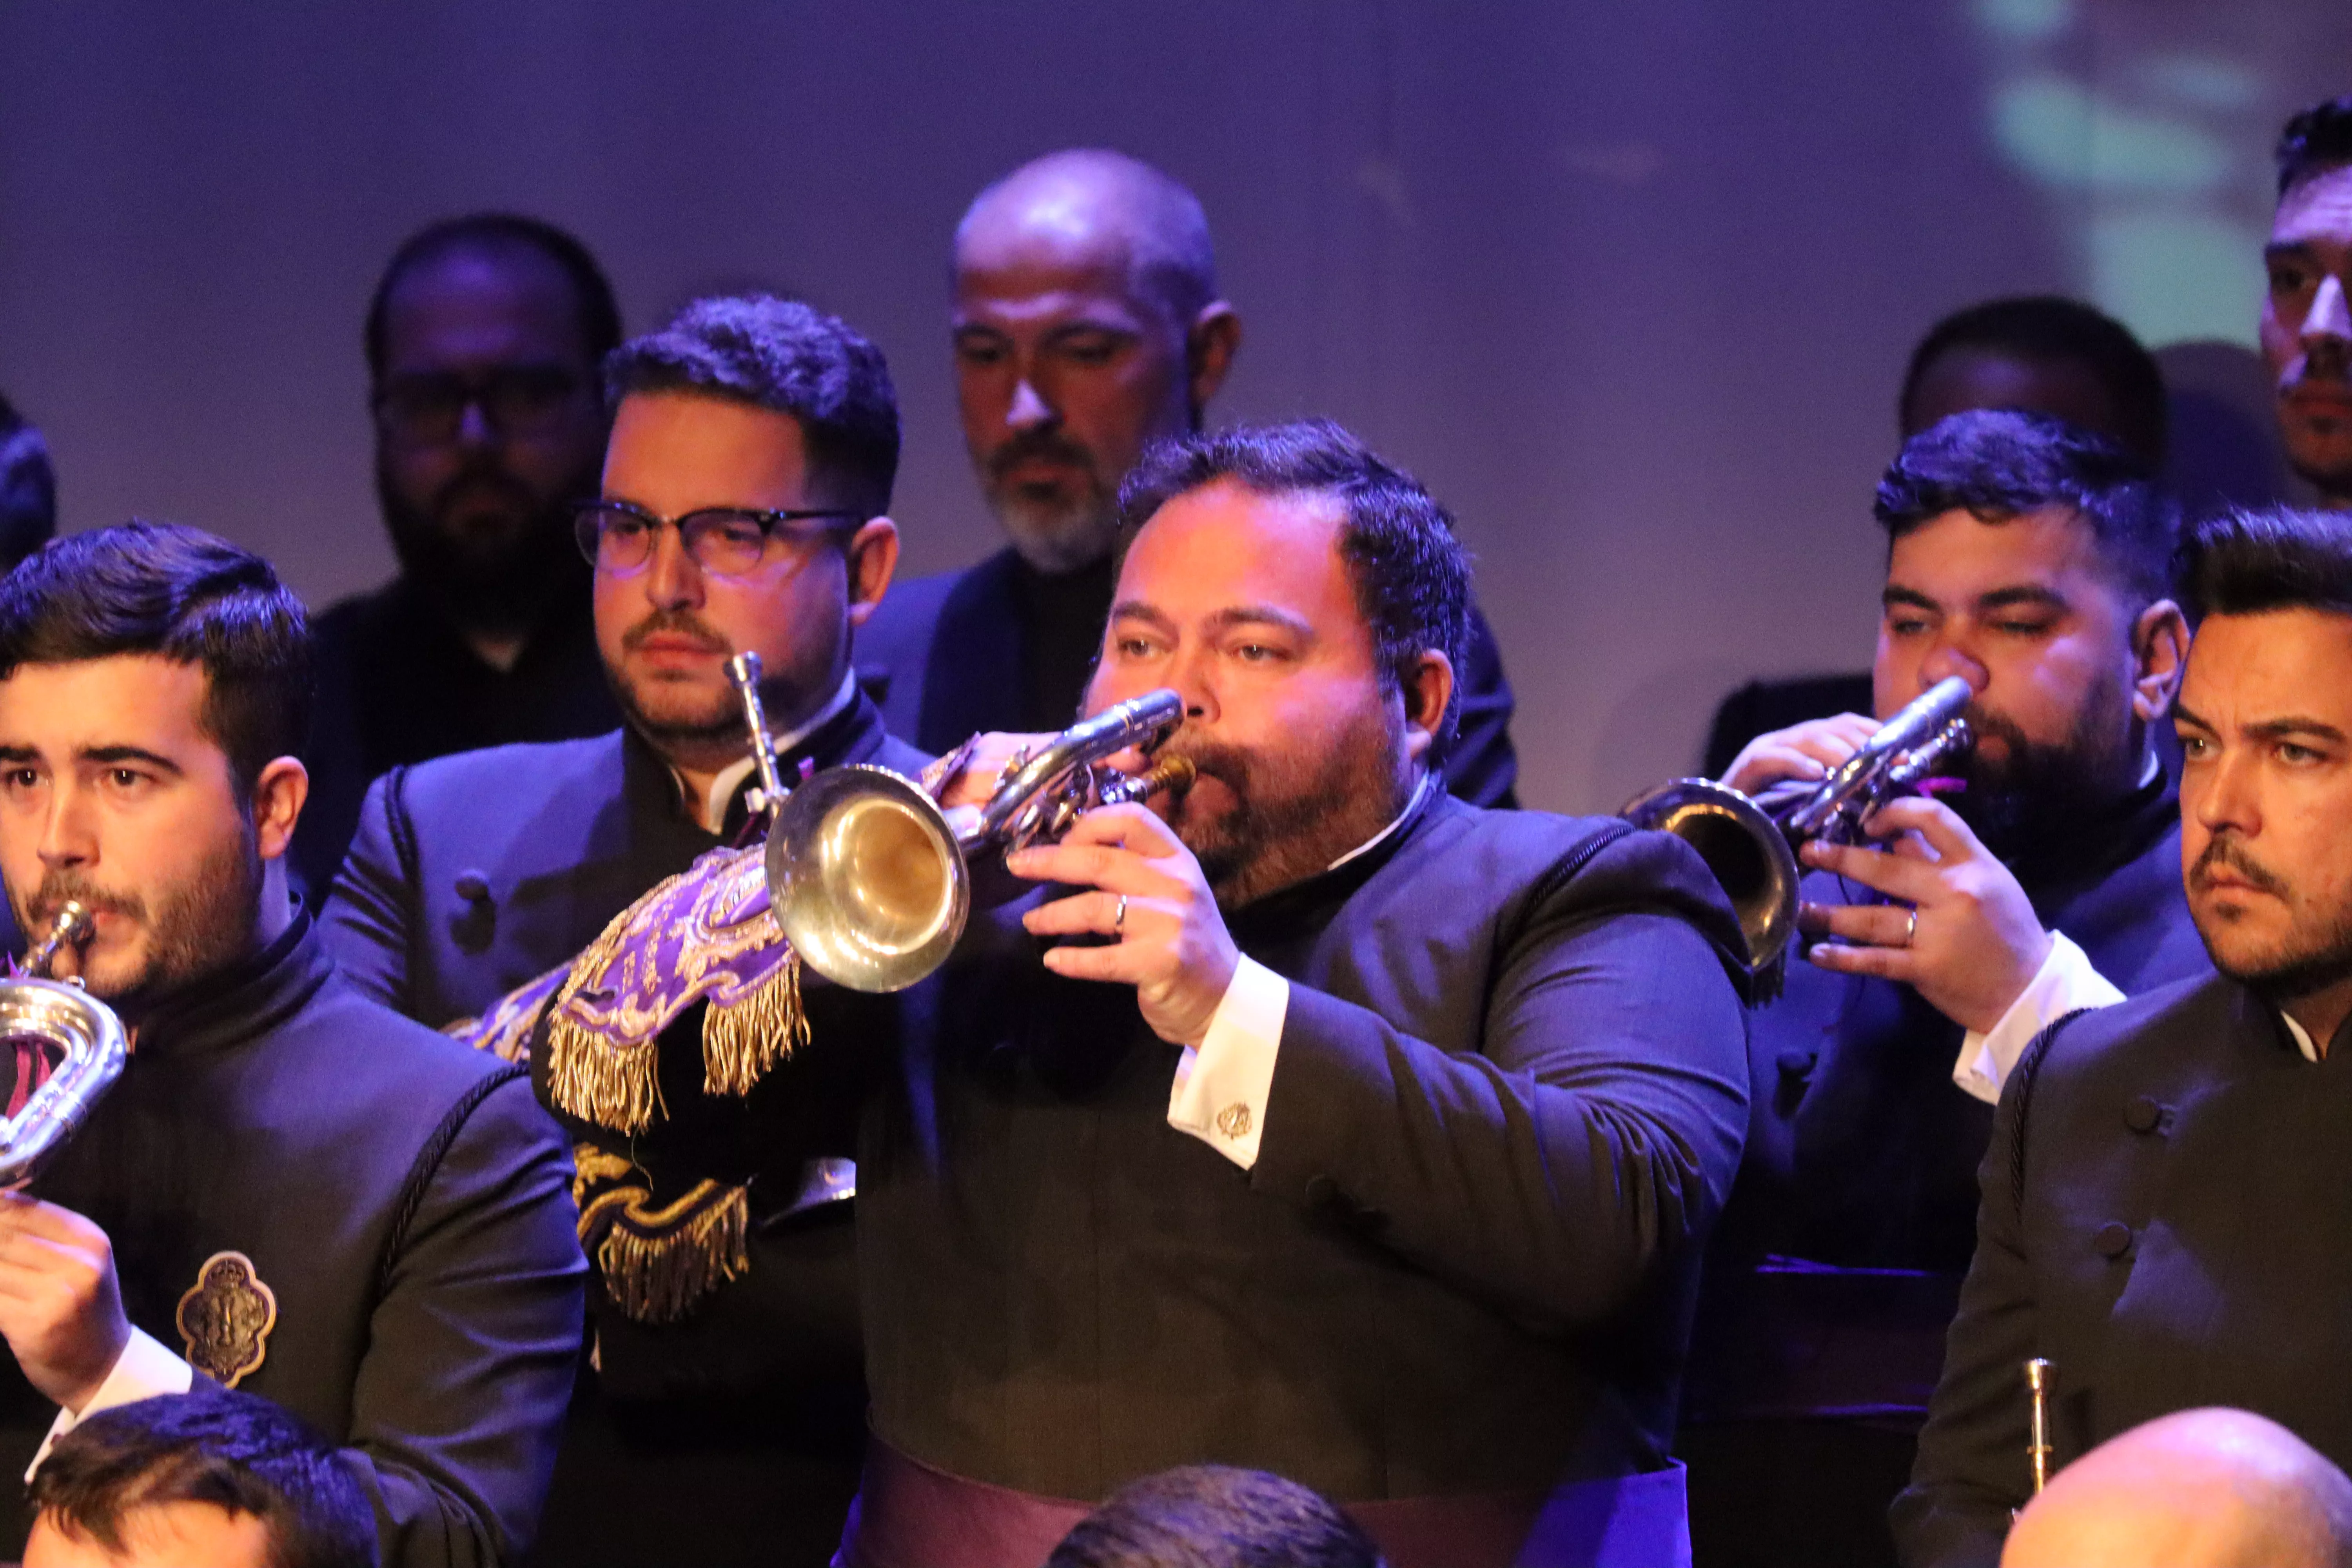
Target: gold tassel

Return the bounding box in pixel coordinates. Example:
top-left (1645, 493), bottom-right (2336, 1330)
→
top-left (701, 951), bottom-right (809, 1098)
top-left (545, 1013), bottom-right (664, 1134)
top-left (585, 1180), bottom-right (751, 1325)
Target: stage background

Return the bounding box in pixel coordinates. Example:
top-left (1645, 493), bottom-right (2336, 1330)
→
top-left (3, 0), bottom-right (2346, 813)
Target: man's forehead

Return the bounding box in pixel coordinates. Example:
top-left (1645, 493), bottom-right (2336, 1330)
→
top-left (1886, 505), bottom-right (2104, 593)
top-left (0, 655), bottom-right (210, 740)
top-left (2273, 164), bottom-right (2352, 248)
top-left (1118, 482), bottom-right (1354, 613)
top-left (2183, 608), bottom-right (2352, 713)
top-left (383, 246), bottom-right (584, 367)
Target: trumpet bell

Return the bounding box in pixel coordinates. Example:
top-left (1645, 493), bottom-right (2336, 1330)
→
top-left (766, 765), bottom-right (970, 994)
top-left (1619, 778), bottom-right (1800, 980)
top-left (0, 975), bottom-right (127, 1186)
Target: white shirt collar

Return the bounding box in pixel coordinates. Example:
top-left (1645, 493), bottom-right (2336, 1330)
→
top-left (1327, 772), bottom-right (1434, 873)
top-left (2282, 1009), bottom-right (2323, 1064)
top-left (677, 668), bottom-right (859, 831)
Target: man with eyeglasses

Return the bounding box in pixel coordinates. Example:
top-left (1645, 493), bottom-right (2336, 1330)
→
top-left (294, 214), bottom-right (626, 900)
top-left (323, 293), bottom-right (923, 1568)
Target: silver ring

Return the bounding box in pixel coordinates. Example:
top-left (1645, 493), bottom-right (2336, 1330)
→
top-left (1114, 894), bottom-right (1129, 935)
top-left (1903, 907), bottom-right (1918, 947)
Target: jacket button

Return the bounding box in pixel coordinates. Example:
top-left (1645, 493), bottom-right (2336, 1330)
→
top-left (454, 870), bottom-right (492, 905)
top-left (1302, 1175), bottom-right (1339, 1210)
top-left (1775, 1050), bottom-right (1817, 1080)
top-left (2124, 1096), bottom-right (2162, 1134)
top-left (2094, 1221), bottom-right (2133, 1258)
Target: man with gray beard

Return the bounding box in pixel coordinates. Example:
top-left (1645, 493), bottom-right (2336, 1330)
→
top-left (1896, 507), bottom-right (2352, 1566)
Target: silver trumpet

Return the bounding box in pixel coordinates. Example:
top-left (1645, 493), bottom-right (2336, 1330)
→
top-left (1619, 674), bottom-right (1975, 995)
top-left (725, 655), bottom-right (1195, 993)
top-left (0, 901), bottom-right (128, 1187)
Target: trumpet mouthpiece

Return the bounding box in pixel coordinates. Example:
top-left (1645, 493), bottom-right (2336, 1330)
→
top-left (1143, 753), bottom-right (1197, 797)
top-left (25, 900), bottom-right (92, 980)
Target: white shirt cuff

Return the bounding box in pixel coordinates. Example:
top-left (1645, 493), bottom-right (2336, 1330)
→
top-left (25, 1328), bottom-right (194, 1479)
top-left (1167, 956), bottom-right (1289, 1169)
top-left (1952, 931), bottom-right (2125, 1105)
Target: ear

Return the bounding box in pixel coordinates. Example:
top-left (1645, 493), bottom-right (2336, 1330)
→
top-left (251, 757), bottom-right (309, 861)
top-left (1398, 648), bottom-right (1455, 768)
top-left (2130, 598), bottom-right (2190, 724)
top-left (1185, 302), bottom-right (1242, 423)
top-left (844, 517), bottom-right (901, 630)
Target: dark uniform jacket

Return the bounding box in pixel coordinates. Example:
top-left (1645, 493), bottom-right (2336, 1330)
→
top-left (319, 692), bottom-right (925, 1568)
top-left (1687, 777), bottom-right (2210, 1428)
top-left (296, 572), bottom-right (620, 902)
top-left (0, 916), bottom-right (585, 1568)
top-left (1893, 973), bottom-right (2352, 1568)
top-left (857, 545), bottom-right (1525, 809)
top-left (855, 793), bottom-right (1751, 1565)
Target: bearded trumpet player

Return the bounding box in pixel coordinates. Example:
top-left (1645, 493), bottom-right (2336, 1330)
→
top-left (1677, 410), bottom-right (2214, 1568)
top-left (0, 523), bottom-right (584, 1568)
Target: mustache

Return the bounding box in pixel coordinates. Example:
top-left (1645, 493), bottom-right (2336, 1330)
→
top-left (621, 608), bottom-right (731, 655)
top-left (428, 459), bottom-right (539, 523)
top-left (986, 427), bottom-right (1101, 486)
top-left (2192, 836), bottom-right (2290, 898)
top-left (1160, 737), bottom-right (1253, 797)
top-left (20, 873), bottom-right (144, 940)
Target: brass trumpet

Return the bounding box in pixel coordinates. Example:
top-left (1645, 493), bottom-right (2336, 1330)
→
top-left (1620, 674), bottom-right (1975, 995)
top-left (726, 656), bottom-right (1194, 993)
top-left (0, 901), bottom-right (128, 1187)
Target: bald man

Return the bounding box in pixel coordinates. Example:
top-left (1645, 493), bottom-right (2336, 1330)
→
top-left (2003, 1410), bottom-right (2352, 1568)
top-left (857, 148), bottom-right (1522, 806)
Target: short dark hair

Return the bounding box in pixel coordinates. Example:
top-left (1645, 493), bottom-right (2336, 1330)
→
top-left (0, 523), bottom-right (313, 801)
top-left (1118, 419), bottom-right (1472, 753)
top-left (602, 294), bottom-right (901, 519)
top-left (1898, 296), bottom-right (2168, 469)
top-left (1874, 408), bottom-right (2178, 611)
top-left (0, 392), bottom-right (58, 572)
top-left (29, 1388), bottom-right (375, 1568)
top-left (365, 212), bottom-right (622, 383)
top-left (2176, 506), bottom-right (2352, 625)
top-left (1047, 1466), bottom-right (1381, 1568)
top-left (2276, 96), bottom-right (2352, 198)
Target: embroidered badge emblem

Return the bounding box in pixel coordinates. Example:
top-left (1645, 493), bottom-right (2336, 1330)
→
top-left (175, 1250), bottom-right (278, 1387)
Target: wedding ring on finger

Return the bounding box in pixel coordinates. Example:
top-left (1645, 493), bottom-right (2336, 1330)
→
top-left (1114, 894), bottom-right (1129, 936)
top-left (1902, 907), bottom-right (1918, 948)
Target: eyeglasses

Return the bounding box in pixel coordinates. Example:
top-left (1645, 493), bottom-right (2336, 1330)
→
top-left (572, 498), bottom-right (864, 578)
top-left (372, 366), bottom-right (587, 445)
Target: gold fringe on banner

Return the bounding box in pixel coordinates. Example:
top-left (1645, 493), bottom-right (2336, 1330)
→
top-left (542, 893), bottom-right (668, 1133)
top-left (702, 952), bottom-right (808, 1098)
top-left (581, 1176), bottom-right (751, 1325)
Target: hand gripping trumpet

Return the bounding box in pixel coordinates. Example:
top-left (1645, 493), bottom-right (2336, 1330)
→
top-left (1618, 674), bottom-right (1975, 998)
top-left (726, 655), bottom-right (1195, 993)
top-left (0, 901), bottom-right (128, 1187)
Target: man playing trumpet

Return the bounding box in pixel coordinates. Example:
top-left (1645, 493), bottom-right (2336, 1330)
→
top-left (838, 420), bottom-right (1752, 1568)
top-left (0, 523), bottom-right (585, 1566)
top-left (1679, 409), bottom-right (2210, 1566)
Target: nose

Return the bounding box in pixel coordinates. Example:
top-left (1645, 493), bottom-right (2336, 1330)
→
top-left (2302, 274), bottom-right (2352, 352)
top-left (645, 524), bottom-right (704, 610)
top-left (1006, 377), bottom-right (1055, 434)
top-left (2192, 745), bottom-right (2260, 840)
top-left (1917, 641), bottom-right (1989, 702)
top-left (454, 395), bottom-right (500, 451)
top-left (37, 780), bottom-right (93, 875)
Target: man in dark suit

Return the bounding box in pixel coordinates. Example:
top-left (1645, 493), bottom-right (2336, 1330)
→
top-left (323, 295), bottom-right (924, 1568)
top-left (2262, 97), bottom-right (2352, 514)
top-left (855, 148), bottom-right (1521, 807)
top-left (0, 523), bottom-right (585, 1567)
top-left (1895, 506), bottom-right (2352, 1567)
top-left (843, 420), bottom-right (1751, 1568)
top-left (1702, 298), bottom-right (2170, 777)
top-left (296, 214), bottom-right (627, 900)
top-left (1679, 411), bottom-right (2211, 1566)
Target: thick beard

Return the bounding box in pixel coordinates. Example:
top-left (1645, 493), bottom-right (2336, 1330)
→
top-left (2189, 835), bottom-right (2352, 1005)
top-left (374, 456), bottom-right (594, 636)
top-left (1164, 701), bottom-right (1412, 909)
top-left (980, 429), bottom-right (1120, 574)
top-left (17, 822), bottom-right (263, 1020)
top-left (1945, 672), bottom-right (2137, 858)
